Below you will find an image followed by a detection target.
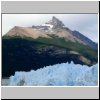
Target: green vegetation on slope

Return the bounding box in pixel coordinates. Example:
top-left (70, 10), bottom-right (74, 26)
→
top-left (2, 35), bottom-right (98, 64)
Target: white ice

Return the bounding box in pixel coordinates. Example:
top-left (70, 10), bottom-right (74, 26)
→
top-left (9, 62), bottom-right (98, 86)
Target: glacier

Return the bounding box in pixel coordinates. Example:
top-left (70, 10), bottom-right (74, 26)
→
top-left (9, 62), bottom-right (98, 86)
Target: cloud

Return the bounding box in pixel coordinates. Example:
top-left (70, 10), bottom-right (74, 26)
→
top-left (2, 14), bottom-right (98, 42)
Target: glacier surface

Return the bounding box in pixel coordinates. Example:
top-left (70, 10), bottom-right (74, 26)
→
top-left (9, 62), bottom-right (98, 86)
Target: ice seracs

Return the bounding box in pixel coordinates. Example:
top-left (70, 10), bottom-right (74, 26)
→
top-left (9, 62), bottom-right (98, 86)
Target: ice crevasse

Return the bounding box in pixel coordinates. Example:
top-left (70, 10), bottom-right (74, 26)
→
top-left (9, 62), bottom-right (98, 86)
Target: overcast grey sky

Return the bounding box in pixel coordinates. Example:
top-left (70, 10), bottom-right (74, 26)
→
top-left (2, 14), bottom-right (98, 43)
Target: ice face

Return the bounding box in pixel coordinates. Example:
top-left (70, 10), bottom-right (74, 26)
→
top-left (9, 62), bottom-right (98, 86)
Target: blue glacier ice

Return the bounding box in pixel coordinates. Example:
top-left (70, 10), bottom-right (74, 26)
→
top-left (9, 62), bottom-right (98, 86)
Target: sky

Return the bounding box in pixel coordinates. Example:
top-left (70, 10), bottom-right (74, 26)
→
top-left (2, 14), bottom-right (98, 43)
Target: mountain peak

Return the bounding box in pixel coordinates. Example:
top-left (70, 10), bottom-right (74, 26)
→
top-left (45, 16), bottom-right (65, 29)
top-left (52, 16), bottom-right (59, 21)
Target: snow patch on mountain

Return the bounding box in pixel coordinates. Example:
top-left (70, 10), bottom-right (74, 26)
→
top-left (9, 62), bottom-right (98, 86)
top-left (42, 24), bottom-right (53, 30)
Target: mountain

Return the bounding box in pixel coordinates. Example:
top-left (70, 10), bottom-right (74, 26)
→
top-left (5, 16), bottom-right (97, 49)
top-left (2, 16), bottom-right (98, 77)
top-left (72, 30), bottom-right (98, 49)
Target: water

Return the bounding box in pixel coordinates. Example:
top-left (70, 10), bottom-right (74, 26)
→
top-left (1, 78), bottom-right (10, 86)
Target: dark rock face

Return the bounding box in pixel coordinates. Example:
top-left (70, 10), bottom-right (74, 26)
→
top-left (72, 31), bottom-right (98, 50)
top-left (46, 16), bottom-right (65, 29)
top-left (2, 38), bottom-right (88, 77)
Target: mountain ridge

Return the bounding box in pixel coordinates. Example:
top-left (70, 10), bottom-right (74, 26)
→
top-left (4, 16), bottom-right (97, 49)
